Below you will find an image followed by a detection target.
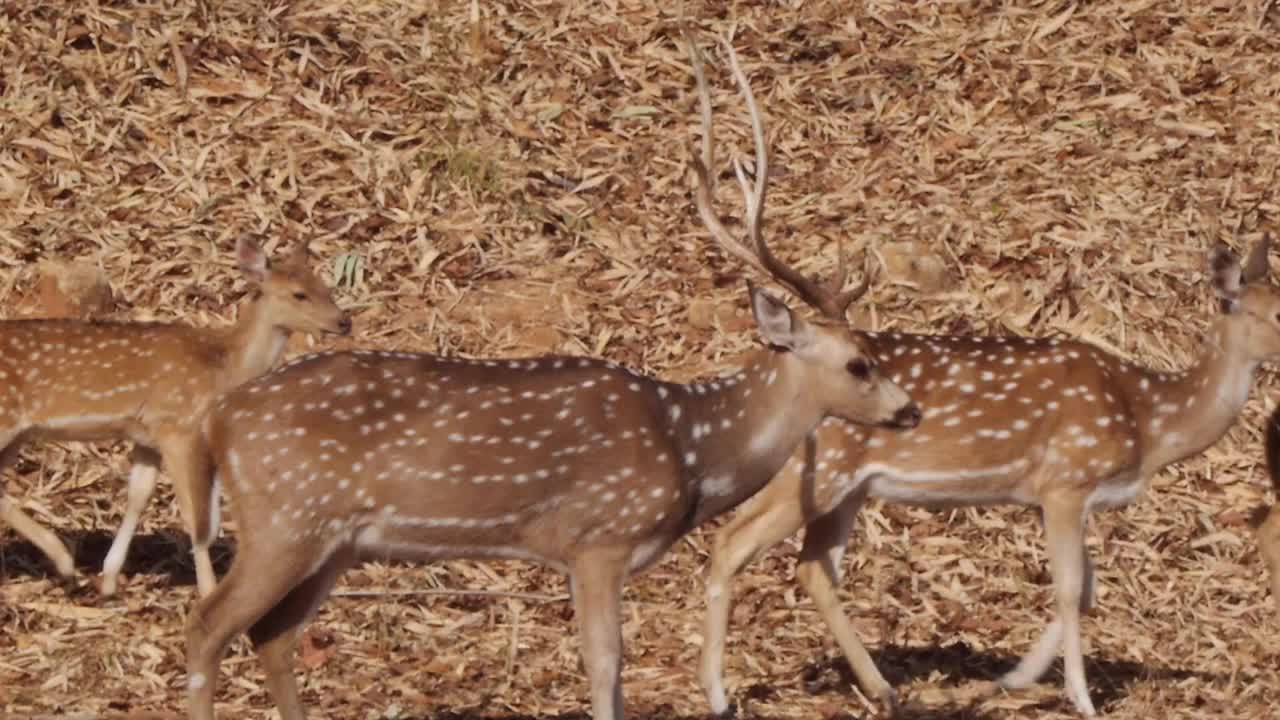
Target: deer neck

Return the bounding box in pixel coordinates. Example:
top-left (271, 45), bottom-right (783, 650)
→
top-left (223, 296), bottom-right (292, 389)
top-left (1138, 317), bottom-right (1259, 472)
top-left (665, 349), bottom-right (826, 525)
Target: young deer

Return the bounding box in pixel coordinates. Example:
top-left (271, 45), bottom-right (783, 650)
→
top-left (181, 38), bottom-right (922, 720)
top-left (699, 233), bottom-right (1280, 718)
top-left (1258, 406), bottom-right (1280, 614)
top-left (0, 238), bottom-right (350, 597)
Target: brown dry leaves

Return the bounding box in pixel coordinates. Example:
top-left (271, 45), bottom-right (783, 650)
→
top-left (2, 0), bottom-right (1280, 719)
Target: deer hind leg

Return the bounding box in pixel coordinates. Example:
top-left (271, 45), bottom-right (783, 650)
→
top-left (570, 549), bottom-right (628, 720)
top-left (1000, 497), bottom-right (1096, 717)
top-left (186, 542), bottom-right (327, 720)
top-left (99, 446), bottom-right (161, 596)
top-left (0, 434), bottom-right (76, 580)
top-left (700, 492), bottom-right (811, 716)
top-left (248, 546), bottom-right (355, 720)
top-left (794, 491), bottom-right (896, 714)
top-left (157, 432), bottom-right (218, 597)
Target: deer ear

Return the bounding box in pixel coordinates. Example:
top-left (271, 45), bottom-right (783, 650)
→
top-left (236, 235), bottom-right (269, 285)
top-left (750, 283), bottom-right (813, 351)
top-left (1208, 242), bottom-right (1244, 313)
top-left (1243, 232), bottom-right (1272, 284)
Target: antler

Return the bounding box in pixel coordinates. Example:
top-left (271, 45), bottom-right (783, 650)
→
top-left (686, 33), bottom-right (872, 320)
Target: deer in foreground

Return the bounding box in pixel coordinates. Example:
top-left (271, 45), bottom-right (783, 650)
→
top-left (1258, 406), bottom-right (1280, 614)
top-left (181, 37), bottom-right (922, 720)
top-left (697, 230), bottom-right (1280, 717)
top-left (0, 237), bottom-right (350, 597)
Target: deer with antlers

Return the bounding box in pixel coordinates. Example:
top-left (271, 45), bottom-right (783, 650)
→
top-left (0, 237), bottom-right (350, 597)
top-left (697, 196), bottom-right (1280, 717)
top-left (180, 37), bottom-right (922, 720)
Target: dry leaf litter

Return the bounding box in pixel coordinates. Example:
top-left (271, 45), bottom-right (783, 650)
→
top-left (2, 1), bottom-right (1280, 719)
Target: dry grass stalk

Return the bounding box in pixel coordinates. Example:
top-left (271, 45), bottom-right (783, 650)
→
top-left (2, 1), bottom-right (1280, 719)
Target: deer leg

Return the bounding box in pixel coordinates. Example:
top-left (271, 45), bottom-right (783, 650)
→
top-left (186, 543), bottom-right (324, 720)
top-left (0, 494), bottom-right (75, 579)
top-left (100, 446), bottom-right (161, 596)
top-left (998, 550), bottom-right (1093, 692)
top-left (157, 432), bottom-right (218, 597)
top-left (700, 493), bottom-right (810, 716)
top-left (248, 547), bottom-right (354, 720)
top-left (795, 492), bottom-right (896, 715)
top-left (0, 437), bottom-right (75, 579)
top-left (570, 550), bottom-right (628, 720)
top-left (1257, 504), bottom-right (1280, 614)
top-left (1002, 497), bottom-right (1095, 716)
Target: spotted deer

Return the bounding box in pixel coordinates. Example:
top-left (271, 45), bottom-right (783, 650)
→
top-left (696, 230), bottom-right (1280, 717)
top-left (0, 237), bottom-right (350, 597)
top-left (1258, 406), bottom-right (1280, 614)
top-left (181, 37), bottom-right (922, 720)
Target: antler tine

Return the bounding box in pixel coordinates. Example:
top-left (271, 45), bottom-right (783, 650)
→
top-left (687, 33), bottom-right (771, 280)
top-left (720, 37), bottom-right (866, 320)
top-left (686, 33), bottom-right (869, 319)
top-left (687, 29), bottom-right (715, 200)
top-left (722, 39), bottom-right (766, 238)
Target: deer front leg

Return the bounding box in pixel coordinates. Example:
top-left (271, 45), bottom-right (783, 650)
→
top-left (100, 447), bottom-right (161, 596)
top-left (0, 494), bottom-right (76, 579)
top-left (249, 546), bottom-right (354, 720)
top-left (1257, 504), bottom-right (1280, 614)
top-left (795, 493), bottom-right (896, 715)
top-left (700, 494), bottom-right (810, 716)
top-left (0, 440), bottom-right (76, 580)
top-left (999, 502), bottom-right (1096, 695)
top-left (187, 542), bottom-right (325, 720)
top-left (1010, 495), bottom-right (1095, 717)
top-left (570, 550), bottom-right (628, 720)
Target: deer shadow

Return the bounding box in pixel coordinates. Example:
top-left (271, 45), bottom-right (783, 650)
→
top-left (784, 641), bottom-right (1227, 718)
top-left (0, 529), bottom-right (236, 592)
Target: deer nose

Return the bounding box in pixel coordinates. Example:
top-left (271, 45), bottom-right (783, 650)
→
top-left (337, 317), bottom-right (353, 336)
top-left (891, 402), bottom-right (922, 429)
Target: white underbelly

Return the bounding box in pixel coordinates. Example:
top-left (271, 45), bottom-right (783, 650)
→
top-left (1084, 472), bottom-right (1145, 512)
top-left (859, 460), bottom-right (1037, 508)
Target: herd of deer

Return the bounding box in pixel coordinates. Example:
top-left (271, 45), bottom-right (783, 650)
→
top-left (3, 35), bottom-right (1280, 720)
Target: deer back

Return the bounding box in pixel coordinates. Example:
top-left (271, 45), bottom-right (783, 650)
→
top-left (208, 351), bottom-right (697, 568)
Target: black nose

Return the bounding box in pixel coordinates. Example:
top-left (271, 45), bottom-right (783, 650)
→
top-left (337, 317), bottom-right (353, 335)
top-left (892, 402), bottom-right (921, 429)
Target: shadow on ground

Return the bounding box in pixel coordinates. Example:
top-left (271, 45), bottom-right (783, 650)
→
top-left (780, 642), bottom-right (1226, 719)
top-left (0, 529), bottom-right (236, 591)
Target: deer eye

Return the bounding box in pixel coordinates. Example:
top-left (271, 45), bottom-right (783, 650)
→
top-left (846, 358), bottom-right (871, 380)
top-left (293, 291), bottom-right (308, 301)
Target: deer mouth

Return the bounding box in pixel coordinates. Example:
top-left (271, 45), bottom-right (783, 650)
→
top-left (884, 402), bottom-right (922, 430)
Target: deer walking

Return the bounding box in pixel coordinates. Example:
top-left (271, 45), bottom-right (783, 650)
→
top-left (698, 231), bottom-right (1280, 717)
top-left (181, 37), bottom-right (921, 720)
top-left (0, 238), bottom-right (350, 597)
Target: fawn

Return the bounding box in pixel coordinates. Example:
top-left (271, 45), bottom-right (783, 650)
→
top-left (180, 37), bottom-right (922, 720)
top-left (0, 237), bottom-right (349, 597)
top-left (697, 231), bottom-right (1280, 718)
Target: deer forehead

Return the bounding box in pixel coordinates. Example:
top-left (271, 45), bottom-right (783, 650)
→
top-left (804, 328), bottom-right (872, 365)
